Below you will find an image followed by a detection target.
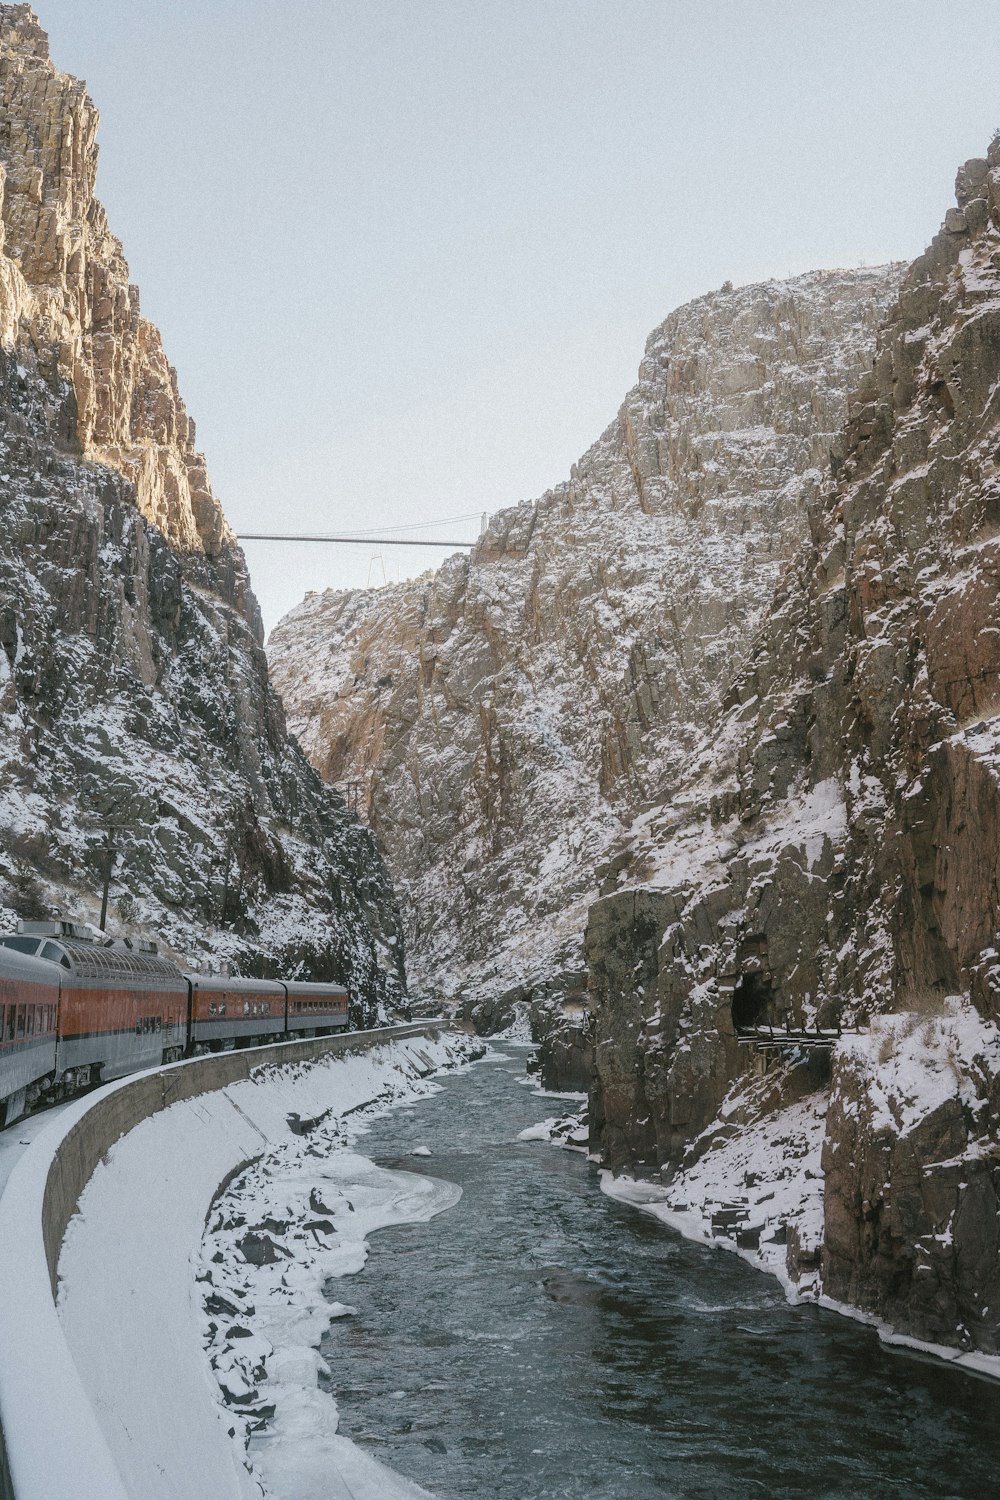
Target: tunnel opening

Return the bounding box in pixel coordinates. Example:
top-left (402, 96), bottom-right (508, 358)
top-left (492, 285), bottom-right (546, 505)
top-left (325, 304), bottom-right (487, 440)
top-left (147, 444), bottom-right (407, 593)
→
top-left (731, 972), bottom-right (774, 1031)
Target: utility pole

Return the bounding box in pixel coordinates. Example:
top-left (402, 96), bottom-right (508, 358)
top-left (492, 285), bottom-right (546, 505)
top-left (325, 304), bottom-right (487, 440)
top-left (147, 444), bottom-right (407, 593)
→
top-left (86, 821), bottom-right (131, 931)
top-left (98, 827), bottom-right (119, 931)
top-left (219, 845), bottom-right (234, 925)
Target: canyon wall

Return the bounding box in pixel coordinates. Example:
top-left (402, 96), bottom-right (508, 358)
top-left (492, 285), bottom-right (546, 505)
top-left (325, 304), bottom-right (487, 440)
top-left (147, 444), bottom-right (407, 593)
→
top-left (0, 3), bottom-right (235, 565)
top-left (0, 5), bottom-right (404, 1014)
top-left (269, 265), bottom-right (901, 1026)
top-left (586, 146), bottom-right (1000, 1353)
top-left (269, 112), bottom-right (1000, 1354)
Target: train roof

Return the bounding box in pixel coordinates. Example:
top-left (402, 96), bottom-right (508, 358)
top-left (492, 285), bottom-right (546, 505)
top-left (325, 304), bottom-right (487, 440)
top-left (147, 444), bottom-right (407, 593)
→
top-left (284, 979), bottom-right (349, 998)
top-left (27, 936), bottom-right (185, 985)
top-left (0, 941), bottom-right (63, 989)
top-left (184, 973), bottom-right (285, 994)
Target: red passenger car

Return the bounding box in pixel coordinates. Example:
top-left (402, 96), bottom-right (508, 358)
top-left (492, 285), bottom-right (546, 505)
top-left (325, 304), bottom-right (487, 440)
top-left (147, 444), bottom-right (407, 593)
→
top-left (186, 974), bottom-right (286, 1051)
top-left (50, 938), bottom-right (188, 1086)
top-left (0, 925), bottom-right (189, 1092)
top-left (0, 945), bottom-right (59, 1126)
top-left (0, 919), bottom-right (354, 1129)
top-left (283, 980), bottom-right (350, 1036)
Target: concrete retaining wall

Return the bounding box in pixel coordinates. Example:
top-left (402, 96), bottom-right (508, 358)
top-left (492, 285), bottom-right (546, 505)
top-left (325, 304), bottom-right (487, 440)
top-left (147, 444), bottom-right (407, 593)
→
top-left (0, 1023), bottom-right (444, 1500)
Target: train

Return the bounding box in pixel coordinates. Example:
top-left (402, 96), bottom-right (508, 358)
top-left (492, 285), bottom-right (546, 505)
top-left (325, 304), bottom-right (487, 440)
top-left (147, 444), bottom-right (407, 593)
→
top-left (0, 919), bottom-right (351, 1128)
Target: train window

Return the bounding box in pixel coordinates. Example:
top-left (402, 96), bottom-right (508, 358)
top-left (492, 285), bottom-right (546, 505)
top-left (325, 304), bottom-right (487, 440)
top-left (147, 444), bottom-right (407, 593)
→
top-left (6, 1008), bottom-right (13, 1042)
top-left (0, 936), bottom-right (40, 955)
top-left (208, 1003), bottom-right (216, 1016)
top-left (155, 1016), bottom-right (161, 1032)
top-left (40, 942), bottom-right (70, 969)
top-left (16, 1007), bottom-right (24, 1038)
top-left (0, 1005), bottom-right (5, 1041)
top-left (243, 1001), bottom-right (250, 1016)
top-left (220, 1003), bottom-right (227, 1017)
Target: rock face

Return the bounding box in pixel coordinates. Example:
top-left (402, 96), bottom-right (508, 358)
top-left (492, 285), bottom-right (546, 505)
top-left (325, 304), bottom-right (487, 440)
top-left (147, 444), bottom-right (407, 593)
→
top-left (823, 1003), bottom-right (1000, 1352)
top-left (271, 109), bottom-right (1000, 1352)
top-left (584, 144), bottom-right (1000, 1352)
top-left (0, 4), bottom-right (233, 563)
top-left (0, 6), bottom-right (404, 1014)
top-left (269, 265), bottom-right (900, 1020)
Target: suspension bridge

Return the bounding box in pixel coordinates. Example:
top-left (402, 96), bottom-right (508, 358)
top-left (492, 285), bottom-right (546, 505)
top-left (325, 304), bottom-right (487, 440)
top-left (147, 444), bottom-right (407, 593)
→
top-left (237, 510), bottom-right (488, 550)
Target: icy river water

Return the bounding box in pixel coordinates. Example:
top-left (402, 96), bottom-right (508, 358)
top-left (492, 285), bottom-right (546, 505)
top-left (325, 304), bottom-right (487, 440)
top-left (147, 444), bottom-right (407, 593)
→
top-left (321, 1044), bottom-right (1000, 1499)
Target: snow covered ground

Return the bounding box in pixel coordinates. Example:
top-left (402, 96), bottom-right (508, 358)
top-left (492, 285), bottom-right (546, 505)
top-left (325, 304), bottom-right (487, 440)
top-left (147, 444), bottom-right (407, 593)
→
top-left (0, 1096), bottom-right (73, 1193)
top-left (600, 1081), bottom-right (828, 1303)
top-left (53, 1032), bottom-right (479, 1500)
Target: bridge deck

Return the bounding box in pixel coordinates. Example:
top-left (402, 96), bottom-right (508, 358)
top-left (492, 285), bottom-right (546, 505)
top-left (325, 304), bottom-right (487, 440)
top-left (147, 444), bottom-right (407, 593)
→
top-left (736, 1026), bottom-right (842, 1050)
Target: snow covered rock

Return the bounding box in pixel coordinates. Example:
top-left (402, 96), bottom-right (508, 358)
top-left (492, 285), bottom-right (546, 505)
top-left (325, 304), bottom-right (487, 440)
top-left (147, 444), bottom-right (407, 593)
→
top-left (0, 6), bottom-right (404, 1006)
top-left (823, 999), bottom-right (1000, 1351)
top-left (583, 140), bottom-right (1000, 1353)
top-left (268, 265), bottom-right (900, 1026)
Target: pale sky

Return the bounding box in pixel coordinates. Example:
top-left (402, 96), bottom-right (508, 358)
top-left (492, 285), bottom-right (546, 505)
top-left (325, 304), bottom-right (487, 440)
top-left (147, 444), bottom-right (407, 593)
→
top-left (34, 0), bottom-right (1000, 633)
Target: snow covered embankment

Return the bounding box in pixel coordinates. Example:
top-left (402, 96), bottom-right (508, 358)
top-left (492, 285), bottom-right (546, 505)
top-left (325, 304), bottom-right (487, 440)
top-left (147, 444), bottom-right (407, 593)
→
top-left (199, 1148), bottom-right (456, 1500)
top-left (600, 1066), bottom-right (827, 1303)
top-left (55, 1033), bottom-right (478, 1500)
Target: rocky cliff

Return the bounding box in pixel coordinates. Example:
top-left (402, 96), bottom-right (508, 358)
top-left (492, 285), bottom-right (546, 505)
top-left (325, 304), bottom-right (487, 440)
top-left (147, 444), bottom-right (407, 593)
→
top-left (268, 265), bottom-right (901, 1033)
top-left (584, 145), bottom-right (1000, 1356)
top-left (0, 5), bottom-right (404, 1015)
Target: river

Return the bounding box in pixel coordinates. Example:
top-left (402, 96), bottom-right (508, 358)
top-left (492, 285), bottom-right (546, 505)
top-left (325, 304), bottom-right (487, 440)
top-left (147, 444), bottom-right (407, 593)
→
top-left (319, 1043), bottom-right (1000, 1499)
